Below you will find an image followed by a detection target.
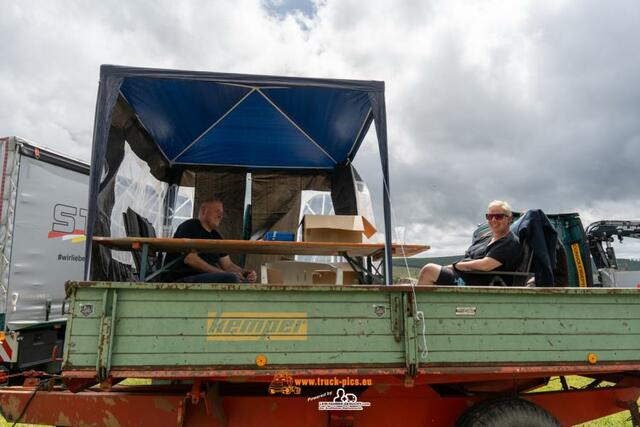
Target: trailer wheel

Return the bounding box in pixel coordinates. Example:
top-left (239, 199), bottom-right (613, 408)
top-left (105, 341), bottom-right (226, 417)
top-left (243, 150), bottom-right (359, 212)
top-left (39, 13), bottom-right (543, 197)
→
top-left (455, 397), bottom-right (560, 427)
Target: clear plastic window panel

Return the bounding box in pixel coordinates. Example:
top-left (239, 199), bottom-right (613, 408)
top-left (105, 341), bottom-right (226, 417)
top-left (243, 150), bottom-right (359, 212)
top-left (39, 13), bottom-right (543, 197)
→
top-left (110, 143), bottom-right (169, 264)
top-left (169, 186), bottom-right (194, 233)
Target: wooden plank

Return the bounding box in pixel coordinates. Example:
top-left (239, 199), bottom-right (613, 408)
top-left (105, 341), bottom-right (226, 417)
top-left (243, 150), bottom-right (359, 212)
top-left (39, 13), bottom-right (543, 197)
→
top-left (66, 348), bottom-right (638, 368)
top-left (112, 289), bottom-right (390, 303)
top-left (68, 293), bottom-right (393, 320)
top-left (92, 236), bottom-right (429, 258)
top-left (70, 317), bottom-right (391, 336)
top-left (425, 297), bottom-right (640, 306)
top-left (422, 318), bottom-right (640, 335)
top-left (416, 302), bottom-right (640, 319)
top-left (410, 285), bottom-right (640, 302)
top-left (70, 281), bottom-right (640, 295)
top-left (419, 334), bottom-right (640, 351)
top-left (65, 349), bottom-right (634, 367)
top-left (416, 291), bottom-right (640, 305)
top-left (422, 349), bottom-right (640, 364)
top-left (420, 296), bottom-right (640, 306)
top-left (69, 281), bottom-right (640, 297)
top-left (66, 351), bottom-right (406, 367)
top-left (68, 334), bottom-right (402, 355)
top-left (108, 300), bottom-right (390, 319)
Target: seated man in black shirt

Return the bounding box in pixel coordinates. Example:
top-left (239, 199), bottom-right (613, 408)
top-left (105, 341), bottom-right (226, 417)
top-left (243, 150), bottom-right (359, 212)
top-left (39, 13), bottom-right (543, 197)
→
top-left (417, 200), bottom-right (522, 286)
top-left (165, 197), bottom-right (257, 283)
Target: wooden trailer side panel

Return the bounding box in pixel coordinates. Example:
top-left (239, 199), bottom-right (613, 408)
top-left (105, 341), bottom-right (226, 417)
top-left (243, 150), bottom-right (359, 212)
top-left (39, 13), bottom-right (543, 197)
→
top-left (63, 283), bottom-right (405, 370)
top-left (416, 287), bottom-right (640, 364)
top-left (63, 283), bottom-right (640, 375)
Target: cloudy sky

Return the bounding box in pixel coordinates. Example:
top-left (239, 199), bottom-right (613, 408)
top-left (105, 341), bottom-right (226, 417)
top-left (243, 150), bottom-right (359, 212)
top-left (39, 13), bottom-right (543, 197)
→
top-left (1, 0), bottom-right (639, 258)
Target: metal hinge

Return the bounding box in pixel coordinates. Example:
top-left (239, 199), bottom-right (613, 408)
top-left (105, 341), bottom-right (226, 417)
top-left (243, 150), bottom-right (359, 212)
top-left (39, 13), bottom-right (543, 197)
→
top-left (96, 289), bottom-right (118, 381)
top-left (403, 293), bottom-right (419, 377)
top-left (389, 294), bottom-right (404, 343)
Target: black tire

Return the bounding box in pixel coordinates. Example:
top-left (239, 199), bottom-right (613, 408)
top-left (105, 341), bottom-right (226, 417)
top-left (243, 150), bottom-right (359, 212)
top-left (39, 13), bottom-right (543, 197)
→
top-left (456, 397), bottom-right (561, 427)
top-left (456, 397), bottom-right (510, 427)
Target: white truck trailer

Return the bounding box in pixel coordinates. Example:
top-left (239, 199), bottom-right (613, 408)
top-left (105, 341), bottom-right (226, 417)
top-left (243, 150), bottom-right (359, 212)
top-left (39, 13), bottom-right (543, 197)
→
top-left (0, 136), bottom-right (89, 373)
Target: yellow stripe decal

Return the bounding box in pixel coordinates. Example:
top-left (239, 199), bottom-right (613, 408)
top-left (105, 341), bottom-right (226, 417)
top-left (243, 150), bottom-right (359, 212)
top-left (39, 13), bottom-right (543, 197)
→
top-left (571, 243), bottom-right (587, 288)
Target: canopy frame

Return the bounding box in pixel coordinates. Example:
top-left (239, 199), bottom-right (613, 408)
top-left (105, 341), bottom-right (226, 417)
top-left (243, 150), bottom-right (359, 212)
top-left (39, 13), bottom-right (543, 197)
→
top-left (87, 65), bottom-right (393, 283)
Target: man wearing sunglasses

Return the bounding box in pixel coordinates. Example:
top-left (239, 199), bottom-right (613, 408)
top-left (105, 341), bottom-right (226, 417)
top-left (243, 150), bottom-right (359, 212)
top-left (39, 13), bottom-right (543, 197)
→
top-left (417, 200), bottom-right (522, 286)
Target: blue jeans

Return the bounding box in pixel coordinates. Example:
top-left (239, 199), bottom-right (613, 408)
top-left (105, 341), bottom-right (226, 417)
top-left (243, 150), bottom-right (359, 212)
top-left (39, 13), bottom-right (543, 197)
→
top-left (178, 272), bottom-right (240, 283)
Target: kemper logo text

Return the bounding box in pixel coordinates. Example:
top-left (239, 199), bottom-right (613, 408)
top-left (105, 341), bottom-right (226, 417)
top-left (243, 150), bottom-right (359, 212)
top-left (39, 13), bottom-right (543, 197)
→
top-left (207, 312), bottom-right (308, 341)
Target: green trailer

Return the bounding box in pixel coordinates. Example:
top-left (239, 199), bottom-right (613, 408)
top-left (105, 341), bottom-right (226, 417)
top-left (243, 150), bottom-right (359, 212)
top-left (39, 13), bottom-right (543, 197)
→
top-left (0, 65), bottom-right (638, 427)
top-left (63, 282), bottom-right (640, 373)
top-left (11, 281), bottom-right (632, 426)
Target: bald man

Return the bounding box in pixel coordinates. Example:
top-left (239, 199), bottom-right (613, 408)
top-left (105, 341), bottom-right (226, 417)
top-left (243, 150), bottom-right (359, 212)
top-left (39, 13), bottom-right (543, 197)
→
top-left (165, 198), bottom-right (257, 283)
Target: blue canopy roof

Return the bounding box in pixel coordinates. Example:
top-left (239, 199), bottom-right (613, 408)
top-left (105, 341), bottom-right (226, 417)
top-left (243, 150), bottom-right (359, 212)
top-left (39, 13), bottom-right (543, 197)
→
top-left (117, 73), bottom-right (375, 169)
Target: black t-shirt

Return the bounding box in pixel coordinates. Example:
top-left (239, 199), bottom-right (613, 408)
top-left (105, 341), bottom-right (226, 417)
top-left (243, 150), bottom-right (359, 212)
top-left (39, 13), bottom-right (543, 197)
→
top-left (460, 231), bottom-right (522, 285)
top-left (463, 231), bottom-right (522, 270)
top-left (165, 219), bottom-right (227, 279)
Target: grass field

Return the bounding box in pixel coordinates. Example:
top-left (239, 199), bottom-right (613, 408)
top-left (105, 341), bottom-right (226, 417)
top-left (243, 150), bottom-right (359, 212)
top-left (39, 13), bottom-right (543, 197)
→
top-left (0, 376), bottom-right (635, 426)
top-left (539, 376), bottom-right (636, 426)
top-left (393, 265), bottom-right (422, 281)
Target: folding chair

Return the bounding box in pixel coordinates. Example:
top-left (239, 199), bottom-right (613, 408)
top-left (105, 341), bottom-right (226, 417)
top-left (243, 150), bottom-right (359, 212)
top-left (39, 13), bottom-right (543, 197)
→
top-left (122, 208), bottom-right (180, 281)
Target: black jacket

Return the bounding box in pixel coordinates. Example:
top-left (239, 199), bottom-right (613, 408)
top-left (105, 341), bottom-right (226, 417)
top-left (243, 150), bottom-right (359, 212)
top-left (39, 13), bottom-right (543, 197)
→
top-left (512, 209), bottom-right (558, 286)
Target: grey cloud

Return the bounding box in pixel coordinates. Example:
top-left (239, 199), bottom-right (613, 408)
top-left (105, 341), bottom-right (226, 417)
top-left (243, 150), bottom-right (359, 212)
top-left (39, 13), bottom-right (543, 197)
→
top-left (1, 0), bottom-right (638, 259)
top-left (373, 2), bottom-right (640, 256)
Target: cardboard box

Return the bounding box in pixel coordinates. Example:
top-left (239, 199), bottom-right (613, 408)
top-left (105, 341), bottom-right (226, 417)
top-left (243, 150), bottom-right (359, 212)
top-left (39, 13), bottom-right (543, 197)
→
top-left (261, 261), bottom-right (335, 284)
top-left (302, 215), bottom-right (376, 243)
top-left (265, 268), bottom-right (283, 284)
top-left (312, 270), bottom-right (360, 285)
